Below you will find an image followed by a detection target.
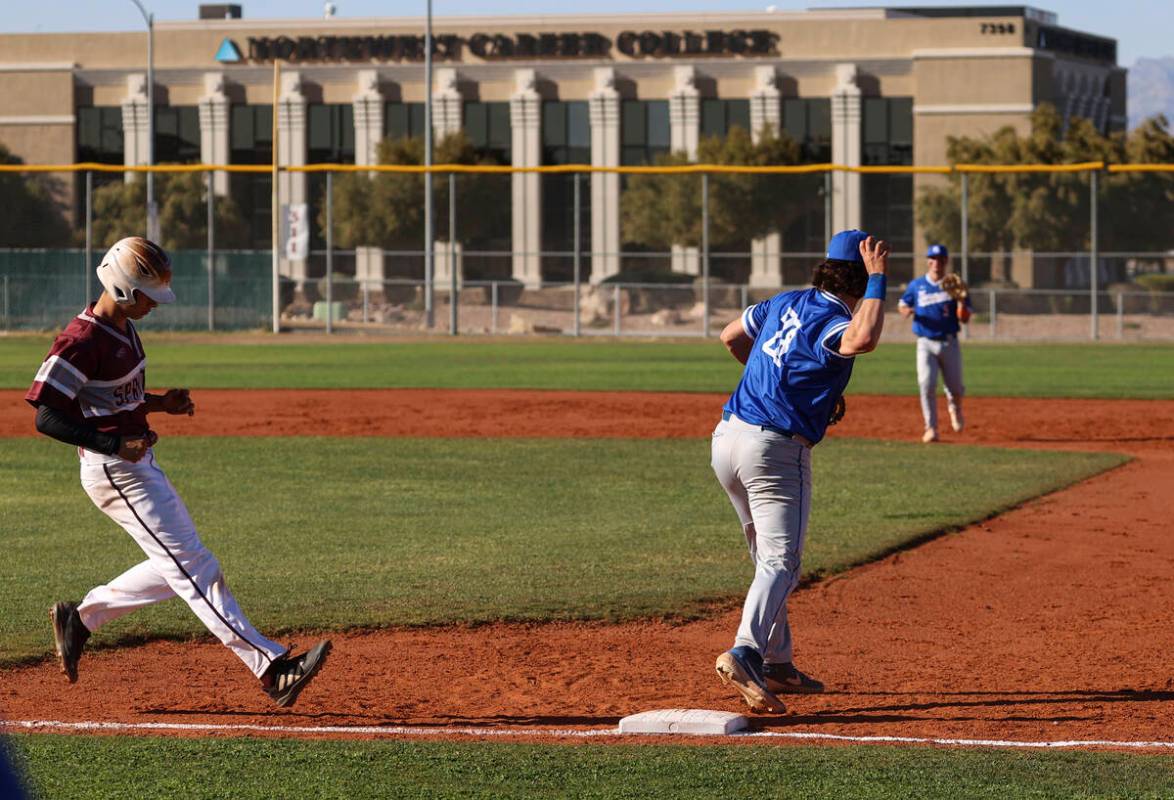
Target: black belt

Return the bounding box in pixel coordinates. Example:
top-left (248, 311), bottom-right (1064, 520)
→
top-left (721, 410), bottom-right (809, 444)
top-left (921, 333), bottom-right (957, 342)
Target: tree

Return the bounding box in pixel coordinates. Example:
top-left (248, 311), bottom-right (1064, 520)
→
top-left (916, 105), bottom-right (1174, 257)
top-left (325, 131), bottom-right (509, 249)
top-left (90, 170), bottom-right (251, 250)
top-left (620, 125), bottom-right (806, 253)
top-left (0, 143), bottom-right (71, 247)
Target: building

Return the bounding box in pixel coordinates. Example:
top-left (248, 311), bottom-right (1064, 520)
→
top-left (0, 4), bottom-right (1124, 289)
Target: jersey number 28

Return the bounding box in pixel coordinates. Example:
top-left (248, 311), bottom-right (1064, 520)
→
top-left (761, 307), bottom-right (802, 368)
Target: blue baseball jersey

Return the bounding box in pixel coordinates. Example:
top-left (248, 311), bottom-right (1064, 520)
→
top-left (724, 288), bottom-right (856, 445)
top-left (900, 275), bottom-right (972, 339)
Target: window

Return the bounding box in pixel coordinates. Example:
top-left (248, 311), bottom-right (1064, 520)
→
top-left (700, 99), bottom-right (751, 139)
top-left (230, 105), bottom-right (273, 164)
top-left (76, 107), bottom-right (124, 164)
top-left (229, 105), bottom-right (274, 248)
top-left (307, 104), bottom-right (355, 164)
top-left (542, 101), bottom-right (590, 165)
top-left (862, 97), bottom-right (913, 166)
top-left (861, 97), bottom-right (914, 264)
top-left (76, 106), bottom-right (125, 218)
top-left (464, 101), bottom-right (511, 163)
top-left (154, 106), bottom-right (200, 164)
top-left (781, 98), bottom-right (833, 257)
top-left (782, 98), bottom-right (832, 162)
top-left (384, 102), bottom-right (425, 141)
top-left (621, 100), bottom-right (670, 165)
top-left (541, 101), bottom-right (591, 280)
top-left (306, 104), bottom-right (355, 256)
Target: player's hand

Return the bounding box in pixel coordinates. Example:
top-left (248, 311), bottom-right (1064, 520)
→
top-left (118, 435), bottom-right (151, 463)
top-left (161, 388), bottom-right (195, 416)
top-left (858, 236), bottom-right (890, 276)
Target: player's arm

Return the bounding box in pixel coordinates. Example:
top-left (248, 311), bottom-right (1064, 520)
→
top-left (33, 404), bottom-right (151, 461)
top-left (838, 237), bottom-right (890, 357)
top-left (719, 318), bottom-right (754, 365)
top-left (897, 282), bottom-right (915, 319)
top-left (956, 301), bottom-right (972, 324)
top-left (143, 389), bottom-right (195, 416)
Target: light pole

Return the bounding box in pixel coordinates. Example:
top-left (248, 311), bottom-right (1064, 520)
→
top-left (128, 0), bottom-right (157, 241)
top-left (423, 0), bottom-right (434, 328)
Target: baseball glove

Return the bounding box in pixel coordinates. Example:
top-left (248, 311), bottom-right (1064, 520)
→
top-left (828, 396), bottom-right (846, 427)
top-left (941, 273), bottom-right (969, 302)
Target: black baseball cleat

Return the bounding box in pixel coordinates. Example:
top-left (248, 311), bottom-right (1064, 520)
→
top-left (763, 661), bottom-right (825, 695)
top-left (49, 601), bottom-right (91, 684)
top-left (262, 640), bottom-right (332, 708)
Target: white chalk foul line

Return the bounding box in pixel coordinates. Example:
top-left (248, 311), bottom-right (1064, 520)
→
top-left (1, 719), bottom-right (618, 740)
top-left (747, 731), bottom-right (1174, 750)
top-left (3, 719), bottom-right (1173, 750)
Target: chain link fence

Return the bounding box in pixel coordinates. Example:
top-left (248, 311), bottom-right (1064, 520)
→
top-left (0, 163), bottom-right (1170, 339)
top-left (2, 256), bottom-right (1172, 341)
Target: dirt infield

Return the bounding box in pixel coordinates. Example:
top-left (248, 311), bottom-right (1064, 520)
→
top-left (2, 389), bottom-right (1172, 449)
top-left (2, 390), bottom-right (1172, 749)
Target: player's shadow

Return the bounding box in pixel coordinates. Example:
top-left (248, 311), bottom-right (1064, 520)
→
top-left (773, 712), bottom-right (1098, 726)
top-left (820, 688), bottom-right (1174, 716)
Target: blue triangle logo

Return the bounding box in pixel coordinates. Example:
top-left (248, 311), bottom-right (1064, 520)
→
top-left (215, 38), bottom-right (243, 63)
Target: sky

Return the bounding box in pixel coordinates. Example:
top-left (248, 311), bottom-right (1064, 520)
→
top-left (4, 1), bottom-right (1171, 66)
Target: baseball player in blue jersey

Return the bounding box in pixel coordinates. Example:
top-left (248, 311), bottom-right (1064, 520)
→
top-left (898, 244), bottom-right (972, 443)
top-left (712, 229), bottom-right (890, 714)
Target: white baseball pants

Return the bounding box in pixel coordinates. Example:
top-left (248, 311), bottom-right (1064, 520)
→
top-left (76, 449), bottom-right (286, 678)
top-left (711, 414), bottom-right (812, 665)
top-left (916, 336), bottom-right (965, 432)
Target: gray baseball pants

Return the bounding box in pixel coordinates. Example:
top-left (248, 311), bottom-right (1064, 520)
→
top-left (711, 413), bottom-right (812, 665)
top-left (917, 335), bottom-right (965, 432)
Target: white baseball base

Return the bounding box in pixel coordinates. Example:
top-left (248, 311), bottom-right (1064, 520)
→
top-left (618, 709), bottom-right (749, 736)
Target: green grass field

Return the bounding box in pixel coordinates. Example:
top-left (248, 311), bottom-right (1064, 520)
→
top-left (1, 336), bottom-right (1172, 397)
top-left (3, 334), bottom-right (1168, 798)
top-left (0, 436), bottom-right (1120, 666)
top-left (10, 735), bottom-right (1174, 800)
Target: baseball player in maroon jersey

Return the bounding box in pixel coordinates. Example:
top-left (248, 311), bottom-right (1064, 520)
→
top-left (27, 236), bottom-right (329, 708)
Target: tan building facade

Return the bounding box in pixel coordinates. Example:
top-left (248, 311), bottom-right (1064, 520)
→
top-left (0, 4), bottom-right (1124, 288)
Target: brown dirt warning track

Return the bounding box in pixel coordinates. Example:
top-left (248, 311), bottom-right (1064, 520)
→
top-left (1, 389), bottom-right (1172, 750)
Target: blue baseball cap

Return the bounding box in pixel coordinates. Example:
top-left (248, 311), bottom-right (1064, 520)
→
top-left (826, 229), bottom-right (869, 264)
top-left (927, 244), bottom-right (949, 259)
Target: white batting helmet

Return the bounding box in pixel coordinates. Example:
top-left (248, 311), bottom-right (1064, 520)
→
top-left (96, 236), bottom-right (176, 305)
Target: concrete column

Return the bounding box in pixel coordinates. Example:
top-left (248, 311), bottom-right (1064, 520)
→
top-left (669, 66), bottom-right (701, 282)
top-left (352, 69), bottom-right (384, 167)
top-left (749, 65), bottom-right (781, 139)
top-left (831, 63), bottom-right (862, 233)
top-left (510, 68), bottom-right (542, 287)
top-left (198, 72), bottom-right (230, 195)
top-left (589, 67), bottom-right (620, 283)
top-left (750, 65), bottom-right (782, 287)
top-left (355, 245), bottom-right (386, 301)
top-left (432, 240), bottom-right (463, 289)
top-left (671, 244), bottom-right (700, 276)
top-left (120, 74), bottom-right (150, 181)
top-left (433, 67), bottom-right (463, 139)
top-left (669, 66), bottom-right (700, 159)
top-left (277, 70), bottom-right (308, 293)
top-left (749, 237), bottom-right (782, 288)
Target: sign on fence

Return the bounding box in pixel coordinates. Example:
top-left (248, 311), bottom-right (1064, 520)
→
top-left (282, 203), bottom-right (309, 260)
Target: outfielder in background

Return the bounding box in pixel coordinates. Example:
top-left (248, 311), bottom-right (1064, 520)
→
top-left (26, 237), bottom-right (330, 708)
top-left (711, 230), bottom-right (890, 714)
top-left (898, 244), bottom-right (972, 443)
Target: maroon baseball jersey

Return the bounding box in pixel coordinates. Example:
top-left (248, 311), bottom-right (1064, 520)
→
top-left (26, 304), bottom-right (151, 438)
